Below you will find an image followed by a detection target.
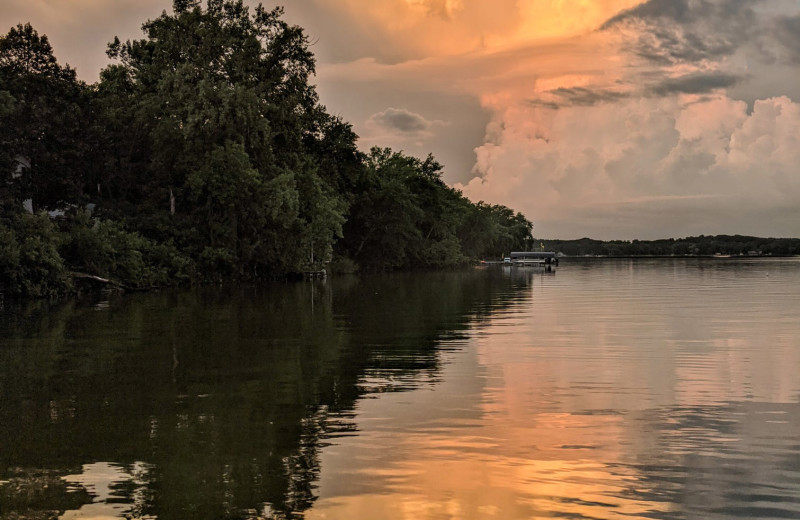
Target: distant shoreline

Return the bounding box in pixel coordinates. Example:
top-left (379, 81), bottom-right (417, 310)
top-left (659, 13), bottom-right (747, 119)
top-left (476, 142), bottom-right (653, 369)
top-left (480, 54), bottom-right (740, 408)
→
top-left (532, 235), bottom-right (800, 258)
top-left (556, 254), bottom-right (798, 258)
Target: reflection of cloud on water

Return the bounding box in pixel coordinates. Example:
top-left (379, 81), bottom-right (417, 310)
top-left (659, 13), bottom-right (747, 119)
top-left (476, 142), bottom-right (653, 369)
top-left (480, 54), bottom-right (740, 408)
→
top-left (309, 259), bottom-right (800, 519)
top-left (5, 263), bottom-right (799, 518)
top-left (314, 461), bottom-right (642, 519)
top-left (60, 462), bottom-right (152, 520)
top-left (624, 402), bottom-right (800, 518)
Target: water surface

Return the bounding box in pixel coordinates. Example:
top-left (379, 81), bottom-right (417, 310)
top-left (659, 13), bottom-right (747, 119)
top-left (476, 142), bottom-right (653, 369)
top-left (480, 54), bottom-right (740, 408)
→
top-left (2, 259), bottom-right (800, 519)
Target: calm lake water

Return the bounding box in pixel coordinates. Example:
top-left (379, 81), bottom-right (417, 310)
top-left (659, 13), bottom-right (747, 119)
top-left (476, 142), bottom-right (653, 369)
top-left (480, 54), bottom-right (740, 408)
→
top-left (2, 258), bottom-right (800, 519)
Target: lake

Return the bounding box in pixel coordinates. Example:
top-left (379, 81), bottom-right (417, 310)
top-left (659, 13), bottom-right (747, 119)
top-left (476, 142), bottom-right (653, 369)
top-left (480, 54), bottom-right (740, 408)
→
top-left (1, 258), bottom-right (800, 519)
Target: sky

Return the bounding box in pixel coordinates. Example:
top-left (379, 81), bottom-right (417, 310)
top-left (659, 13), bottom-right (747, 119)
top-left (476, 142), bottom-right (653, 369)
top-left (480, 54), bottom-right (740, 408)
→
top-left (2, 0), bottom-right (800, 239)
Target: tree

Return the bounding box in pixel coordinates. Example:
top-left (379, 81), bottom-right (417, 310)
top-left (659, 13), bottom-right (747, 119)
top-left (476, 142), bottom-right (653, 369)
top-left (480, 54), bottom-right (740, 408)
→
top-left (1, 7), bottom-right (539, 294)
top-left (0, 212), bottom-right (71, 297)
top-left (339, 147), bottom-right (531, 271)
top-left (0, 23), bottom-right (98, 211)
top-left (98, 0), bottom-right (353, 276)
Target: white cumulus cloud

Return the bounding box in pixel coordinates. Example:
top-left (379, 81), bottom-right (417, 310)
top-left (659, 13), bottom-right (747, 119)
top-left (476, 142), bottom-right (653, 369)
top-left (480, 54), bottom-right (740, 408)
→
top-left (458, 95), bottom-right (800, 239)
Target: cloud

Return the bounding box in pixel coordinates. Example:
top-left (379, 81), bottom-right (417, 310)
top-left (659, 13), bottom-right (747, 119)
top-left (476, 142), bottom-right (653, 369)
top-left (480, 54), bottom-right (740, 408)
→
top-left (531, 86), bottom-right (630, 108)
top-left (290, 0), bottom-right (644, 64)
top-left (6, 0), bottom-right (800, 238)
top-left (365, 107), bottom-right (448, 144)
top-left (773, 14), bottom-right (800, 64)
top-left (601, 0), bottom-right (800, 71)
top-left (649, 72), bottom-right (743, 96)
top-left (406, 0), bottom-right (465, 20)
top-left (444, 0), bottom-right (800, 239)
top-left (601, 0), bottom-right (757, 64)
top-left (458, 95), bottom-right (800, 239)
top-left (368, 107), bottom-right (436, 133)
top-left (602, 0), bottom-right (695, 24)
top-left (313, 0), bottom-right (800, 239)
top-left (528, 73), bottom-right (743, 108)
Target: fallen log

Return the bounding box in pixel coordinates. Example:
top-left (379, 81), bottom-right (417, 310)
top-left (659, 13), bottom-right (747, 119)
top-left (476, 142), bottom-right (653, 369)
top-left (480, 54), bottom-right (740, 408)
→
top-left (70, 272), bottom-right (129, 290)
top-left (71, 272), bottom-right (111, 284)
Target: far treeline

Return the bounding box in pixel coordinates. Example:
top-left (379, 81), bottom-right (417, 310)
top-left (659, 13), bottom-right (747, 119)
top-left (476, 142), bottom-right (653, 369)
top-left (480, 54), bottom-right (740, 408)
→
top-left (537, 236), bottom-right (800, 257)
top-left (0, 0), bottom-right (533, 298)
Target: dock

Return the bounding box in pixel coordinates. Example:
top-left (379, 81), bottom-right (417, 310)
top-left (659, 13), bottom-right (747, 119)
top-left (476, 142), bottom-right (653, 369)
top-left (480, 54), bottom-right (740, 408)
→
top-left (482, 252), bottom-right (560, 268)
top-left (508, 251), bottom-right (559, 266)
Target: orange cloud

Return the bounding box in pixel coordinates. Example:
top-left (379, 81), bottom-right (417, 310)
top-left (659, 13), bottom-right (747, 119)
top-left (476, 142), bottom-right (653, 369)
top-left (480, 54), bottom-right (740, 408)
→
top-left (310, 0), bottom-right (643, 60)
top-left (8, 0), bottom-right (800, 238)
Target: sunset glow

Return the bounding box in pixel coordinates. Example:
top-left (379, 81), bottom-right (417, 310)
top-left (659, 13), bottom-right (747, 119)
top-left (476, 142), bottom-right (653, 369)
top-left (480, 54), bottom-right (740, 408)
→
top-left (2, 0), bottom-right (800, 238)
top-left (4, 3), bottom-right (800, 517)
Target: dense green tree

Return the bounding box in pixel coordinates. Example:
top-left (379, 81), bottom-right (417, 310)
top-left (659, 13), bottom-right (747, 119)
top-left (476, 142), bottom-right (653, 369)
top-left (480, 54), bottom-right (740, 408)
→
top-left (342, 148), bottom-right (427, 270)
top-left (59, 213), bottom-right (194, 289)
top-left (0, 212), bottom-right (71, 297)
top-left (0, 89), bottom-right (17, 213)
top-left (304, 111), bottom-right (364, 200)
top-left (97, 0), bottom-right (351, 276)
top-left (457, 202), bottom-right (533, 260)
top-left (341, 148), bottom-right (532, 270)
top-left (0, 8), bottom-right (539, 298)
top-left (0, 23), bottom-right (99, 211)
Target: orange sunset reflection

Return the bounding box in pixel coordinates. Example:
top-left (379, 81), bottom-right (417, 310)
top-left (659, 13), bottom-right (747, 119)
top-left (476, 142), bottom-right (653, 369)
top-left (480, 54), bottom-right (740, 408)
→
top-left (308, 262), bottom-right (800, 519)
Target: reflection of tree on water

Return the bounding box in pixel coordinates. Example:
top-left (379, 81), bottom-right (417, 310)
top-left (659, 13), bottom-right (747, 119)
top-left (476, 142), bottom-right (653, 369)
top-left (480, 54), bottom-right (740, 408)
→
top-left (0, 270), bottom-right (526, 519)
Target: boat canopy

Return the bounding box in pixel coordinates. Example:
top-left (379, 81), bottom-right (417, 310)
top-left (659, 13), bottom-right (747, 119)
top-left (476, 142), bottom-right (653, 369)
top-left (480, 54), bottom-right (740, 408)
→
top-left (510, 251), bottom-right (556, 259)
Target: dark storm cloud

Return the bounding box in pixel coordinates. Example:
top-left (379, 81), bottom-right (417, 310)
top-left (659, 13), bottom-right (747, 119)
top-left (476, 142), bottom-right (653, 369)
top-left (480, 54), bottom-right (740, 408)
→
top-left (549, 87), bottom-right (630, 106)
top-left (601, 0), bottom-right (757, 64)
top-left (601, 0), bottom-right (758, 30)
top-left (367, 107), bottom-right (439, 134)
top-left (774, 14), bottom-right (800, 64)
top-left (629, 28), bottom-right (739, 65)
top-left (602, 0), bottom-right (800, 68)
top-left (527, 87), bottom-right (629, 109)
top-left (650, 72), bottom-right (743, 95)
top-left (602, 0), bottom-right (696, 25)
top-left (597, 0), bottom-right (800, 103)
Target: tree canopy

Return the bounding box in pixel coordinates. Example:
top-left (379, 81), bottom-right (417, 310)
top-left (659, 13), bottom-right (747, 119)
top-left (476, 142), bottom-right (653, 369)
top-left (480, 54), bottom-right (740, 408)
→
top-left (538, 236), bottom-right (800, 257)
top-left (0, 1), bottom-right (534, 298)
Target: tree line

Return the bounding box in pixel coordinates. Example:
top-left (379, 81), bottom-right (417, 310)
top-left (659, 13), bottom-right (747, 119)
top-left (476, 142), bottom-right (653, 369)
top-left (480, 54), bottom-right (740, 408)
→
top-left (0, 0), bottom-right (533, 298)
top-left (538, 236), bottom-right (800, 257)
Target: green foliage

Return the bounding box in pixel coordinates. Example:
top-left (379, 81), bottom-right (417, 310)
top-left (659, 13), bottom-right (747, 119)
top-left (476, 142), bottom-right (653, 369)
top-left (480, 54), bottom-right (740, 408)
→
top-left (184, 141), bottom-right (267, 265)
top-left (0, 23), bottom-right (73, 78)
top-left (0, 89), bottom-right (17, 211)
top-left (0, 7), bottom-right (537, 297)
top-left (340, 147), bottom-right (532, 271)
top-left (97, 0), bottom-right (349, 275)
top-left (0, 212), bottom-right (71, 298)
top-left (457, 201), bottom-right (533, 260)
top-left (0, 23), bottom-right (100, 211)
top-left (341, 148), bottom-right (426, 270)
top-left (60, 214), bottom-right (194, 288)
